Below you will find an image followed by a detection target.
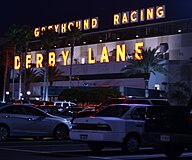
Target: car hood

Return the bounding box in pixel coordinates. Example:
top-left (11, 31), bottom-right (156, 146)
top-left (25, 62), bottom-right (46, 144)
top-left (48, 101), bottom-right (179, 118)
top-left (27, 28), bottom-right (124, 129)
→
top-left (48, 113), bottom-right (70, 121)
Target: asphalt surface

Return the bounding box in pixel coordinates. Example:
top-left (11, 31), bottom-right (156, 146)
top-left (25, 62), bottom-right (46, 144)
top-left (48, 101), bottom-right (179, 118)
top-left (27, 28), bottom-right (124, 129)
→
top-left (1, 139), bottom-right (192, 160)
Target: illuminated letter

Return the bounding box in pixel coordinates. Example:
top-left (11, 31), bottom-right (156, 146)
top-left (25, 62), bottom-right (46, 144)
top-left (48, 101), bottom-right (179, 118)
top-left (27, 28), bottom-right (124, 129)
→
top-left (14, 56), bottom-right (20, 70)
top-left (41, 27), bottom-right (46, 32)
top-left (26, 54), bottom-right (32, 69)
top-left (49, 52), bottom-right (56, 67)
top-left (147, 7), bottom-right (154, 20)
top-left (34, 28), bottom-right (40, 37)
top-left (122, 12), bottom-right (129, 24)
top-left (100, 47), bottom-right (109, 63)
top-left (62, 50), bottom-right (69, 66)
top-left (76, 20), bottom-right (82, 30)
top-left (116, 44), bottom-right (126, 62)
top-left (92, 17), bottom-right (99, 29)
top-left (36, 53), bottom-right (43, 68)
top-left (156, 5), bottom-right (165, 19)
top-left (84, 19), bottom-right (90, 30)
top-left (88, 48), bottom-right (96, 64)
top-left (48, 25), bottom-right (53, 30)
top-left (68, 22), bottom-right (75, 31)
top-left (113, 13), bottom-right (121, 25)
top-left (61, 23), bottom-right (67, 33)
top-left (135, 42), bottom-right (144, 60)
top-left (54, 24), bottom-right (60, 33)
top-left (140, 9), bottom-right (145, 21)
top-left (130, 10), bottom-right (138, 23)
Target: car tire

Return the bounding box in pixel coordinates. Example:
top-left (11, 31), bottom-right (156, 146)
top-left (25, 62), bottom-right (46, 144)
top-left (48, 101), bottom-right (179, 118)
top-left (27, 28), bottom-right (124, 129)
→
top-left (0, 125), bottom-right (9, 141)
top-left (88, 142), bottom-right (104, 152)
top-left (163, 145), bottom-right (184, 158)
top-left (54, 125), bottom-right (69, 140)
top-left (122, 135), bottom-right (141, 153)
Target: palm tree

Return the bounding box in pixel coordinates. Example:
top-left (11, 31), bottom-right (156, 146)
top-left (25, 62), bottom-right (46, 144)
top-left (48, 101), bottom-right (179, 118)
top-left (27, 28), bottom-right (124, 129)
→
top-left (171, 81), bottom-right (190, 105)
top-left (21, 25), bottom-right (34, 98)
top-left (66, 26), bottom-right (82, 88)
top-left (39, 29), bottom-right (59, 101)
top-left (0, 41), bottom-right (13, 102)
top-left (39, 66), bottom-right (66, 87)
top-left (23, 68), bottom-right (40, 96)
top-left (6, 24), bottom-right (33, 100)
top-left (121, 47), bottom-right (168, 98)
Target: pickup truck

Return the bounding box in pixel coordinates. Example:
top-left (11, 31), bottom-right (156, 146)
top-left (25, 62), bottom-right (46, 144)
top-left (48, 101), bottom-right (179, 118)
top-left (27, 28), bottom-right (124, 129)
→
top-left (142, 105), bottom-right (192, 158)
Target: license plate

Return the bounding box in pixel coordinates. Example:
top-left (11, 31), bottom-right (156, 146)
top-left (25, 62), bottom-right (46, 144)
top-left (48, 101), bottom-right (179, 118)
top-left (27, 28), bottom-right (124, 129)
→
top-left (160, 135), bottom-right (170, 142)
top-left (80, 135), bottom-right (88, 140)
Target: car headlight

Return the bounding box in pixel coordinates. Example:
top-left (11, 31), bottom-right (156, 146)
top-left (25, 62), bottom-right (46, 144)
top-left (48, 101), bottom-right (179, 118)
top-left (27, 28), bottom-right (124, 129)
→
top-left (96, 124), bottom-right (112, 131)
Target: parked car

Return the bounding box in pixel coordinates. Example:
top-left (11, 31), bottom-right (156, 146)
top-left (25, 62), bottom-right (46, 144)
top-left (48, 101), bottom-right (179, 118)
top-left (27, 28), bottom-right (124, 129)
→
top-left (36, 105), bottom-right (75, 122)
top-left (29, 100), bottom-right (54, 106)
top-left (124, 98), bottom-right (170, 106)
top-left (70, 104), bottom-right (151, 153)
top-left (7, 99), bottom-right (35, 105)
top-left (73, 98), bottom-right (127, 119)
top-left (54, 101), bottom-right (76, 108)
top-left (0, 104), bottom-right (72, 141)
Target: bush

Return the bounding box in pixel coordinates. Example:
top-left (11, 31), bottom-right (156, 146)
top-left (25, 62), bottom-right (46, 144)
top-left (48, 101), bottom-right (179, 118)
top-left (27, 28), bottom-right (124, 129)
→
top-left (58, 87), bottom-right (121, 104)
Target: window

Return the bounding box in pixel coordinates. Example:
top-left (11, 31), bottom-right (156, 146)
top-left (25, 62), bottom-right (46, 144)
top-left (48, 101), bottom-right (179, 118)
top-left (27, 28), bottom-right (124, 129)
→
top-left (132, 107), bottom-right (146, 120)
top-left (24, 106), bottom-right (45, 116)
top-left (0, 105), bottom-right (24, 114)
top-left (94, 105), bottom-right (130, 117)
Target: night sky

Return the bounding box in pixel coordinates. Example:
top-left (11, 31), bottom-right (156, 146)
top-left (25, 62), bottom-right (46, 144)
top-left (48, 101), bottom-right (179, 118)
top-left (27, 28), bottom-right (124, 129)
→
top-left (1, 0), bottom-right (192, 36)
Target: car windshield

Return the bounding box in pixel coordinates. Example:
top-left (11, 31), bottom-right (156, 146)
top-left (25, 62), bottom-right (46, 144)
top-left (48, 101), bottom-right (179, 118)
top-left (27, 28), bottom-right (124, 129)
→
top-left (93, 105), bottom-right (130, 117)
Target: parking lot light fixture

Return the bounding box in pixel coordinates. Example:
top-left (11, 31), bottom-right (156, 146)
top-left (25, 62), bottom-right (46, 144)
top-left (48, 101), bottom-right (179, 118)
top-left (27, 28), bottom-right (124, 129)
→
top-left (27, 91), bottom-right (31, 95)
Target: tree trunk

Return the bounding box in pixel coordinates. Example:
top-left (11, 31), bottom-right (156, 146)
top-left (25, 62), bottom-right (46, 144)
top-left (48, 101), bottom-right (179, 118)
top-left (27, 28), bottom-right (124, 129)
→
top-left (144, 73), bottom-right (150, 98)
top-left (23, 42), bottom-right (28, 99)
top-left (43, 68), bottom-right (46, 101)
top-left (145, 79), bottom-right (149, 98)
top-left (45, 48), bottom-right (49, 101)
top-left (45, 65), bottom-right (49, 101)
top-left (2, 51), bottom-right (9, 102)
top-left (18, 49), bottom-right (23, 100)
top-left (69, 41), bottom-right (74, 89)
top-left (12, 46), bottom-right (16, 99)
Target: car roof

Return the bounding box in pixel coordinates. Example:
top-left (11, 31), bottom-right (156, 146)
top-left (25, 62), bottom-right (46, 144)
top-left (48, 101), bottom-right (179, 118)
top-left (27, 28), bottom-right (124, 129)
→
top-left (107, 103), bottom-right (151, 107)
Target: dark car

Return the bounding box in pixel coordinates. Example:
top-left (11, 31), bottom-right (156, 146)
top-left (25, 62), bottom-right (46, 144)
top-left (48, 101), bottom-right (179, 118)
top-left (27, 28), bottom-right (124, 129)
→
top-left (36, 105), bottom-right (75, 122)
top-left (124, 98), bottom-right (170, 106)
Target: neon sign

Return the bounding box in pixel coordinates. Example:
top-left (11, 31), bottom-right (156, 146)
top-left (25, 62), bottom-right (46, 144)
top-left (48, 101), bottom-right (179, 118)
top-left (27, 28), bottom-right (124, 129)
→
top-left (14, 42), bottom-right (144, 69)
top-left (33, 5), bottom-right (166, 37)
top-left (113, 5), bottom-right (165, 25)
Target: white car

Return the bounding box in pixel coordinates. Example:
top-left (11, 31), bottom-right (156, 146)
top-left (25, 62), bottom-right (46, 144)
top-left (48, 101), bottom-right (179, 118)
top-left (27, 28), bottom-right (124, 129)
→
top-left (54, 101), bottom-right (76, 108)
top-left (70, 104), bottom-right (150, 153)
top-left (0, 104), bottom-right (72, 141)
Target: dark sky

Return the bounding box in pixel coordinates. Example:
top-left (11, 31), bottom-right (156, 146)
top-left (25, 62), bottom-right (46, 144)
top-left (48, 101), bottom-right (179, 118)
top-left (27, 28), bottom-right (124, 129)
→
top-left (1, 0), bottom-right (192, 36)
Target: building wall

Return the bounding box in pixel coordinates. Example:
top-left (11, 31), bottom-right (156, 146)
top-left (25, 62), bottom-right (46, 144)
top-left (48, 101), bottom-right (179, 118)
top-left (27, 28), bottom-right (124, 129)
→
top-left (11, 32), bottom-right (192, 98)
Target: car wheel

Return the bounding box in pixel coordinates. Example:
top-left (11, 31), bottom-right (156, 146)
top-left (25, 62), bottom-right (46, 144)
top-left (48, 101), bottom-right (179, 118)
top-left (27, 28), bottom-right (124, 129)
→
top-left (88, 142), bottom-right (104, 152)
top-left (54, 125), bottom-right (69, 140)
top-left (163, 145), bottom-right (184, 158)
top-left (122, 135), bottom-right (140, 153)
top-left (0, 125), bottom-right (9, 141)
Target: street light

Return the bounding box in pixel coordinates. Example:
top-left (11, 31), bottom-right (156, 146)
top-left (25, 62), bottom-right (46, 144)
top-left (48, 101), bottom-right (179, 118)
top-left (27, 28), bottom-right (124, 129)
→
top-left (6, 91), bottom-right (10, 95)
top-left (27, 91), bottom-right (31, 96)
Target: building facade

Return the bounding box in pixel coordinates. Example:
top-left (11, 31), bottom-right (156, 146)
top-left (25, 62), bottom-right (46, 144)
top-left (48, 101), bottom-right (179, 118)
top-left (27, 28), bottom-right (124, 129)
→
top-left (10, 4), bottom-right (192, 102)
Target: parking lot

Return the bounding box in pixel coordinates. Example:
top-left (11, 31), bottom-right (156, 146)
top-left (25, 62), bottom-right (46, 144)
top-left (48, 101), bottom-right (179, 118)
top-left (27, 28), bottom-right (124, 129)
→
top-left (1, 139), bottom-right (192, 160)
